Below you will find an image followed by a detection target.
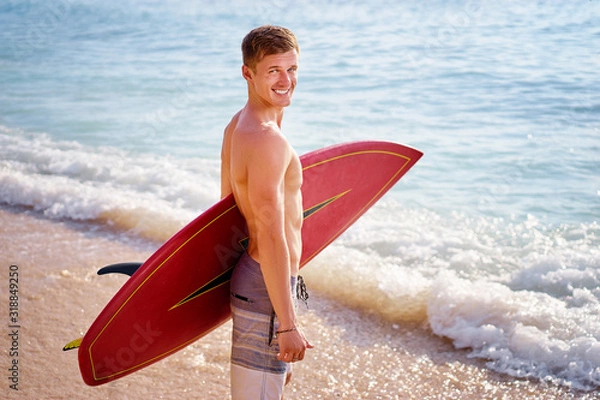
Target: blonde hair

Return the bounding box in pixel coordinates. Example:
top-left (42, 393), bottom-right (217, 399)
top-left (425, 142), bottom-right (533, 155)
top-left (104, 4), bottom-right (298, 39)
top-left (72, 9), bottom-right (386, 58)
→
top-left (242, 25), bottom-right (300, 72)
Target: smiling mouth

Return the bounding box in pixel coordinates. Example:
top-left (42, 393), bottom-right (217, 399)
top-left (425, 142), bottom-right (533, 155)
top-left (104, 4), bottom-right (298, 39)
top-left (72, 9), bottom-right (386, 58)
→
top-left (273, 89), bottom-right (290, 95)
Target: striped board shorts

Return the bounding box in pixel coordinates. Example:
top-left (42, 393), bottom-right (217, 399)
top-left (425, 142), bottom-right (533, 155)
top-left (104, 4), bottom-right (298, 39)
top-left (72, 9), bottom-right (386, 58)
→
top-left (229, 252), bottom-right (297, 375)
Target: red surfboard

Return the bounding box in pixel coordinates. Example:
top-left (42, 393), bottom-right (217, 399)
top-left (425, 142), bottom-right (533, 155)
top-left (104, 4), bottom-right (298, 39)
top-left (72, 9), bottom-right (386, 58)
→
top-left (76, 141), bottom-right (422, 385)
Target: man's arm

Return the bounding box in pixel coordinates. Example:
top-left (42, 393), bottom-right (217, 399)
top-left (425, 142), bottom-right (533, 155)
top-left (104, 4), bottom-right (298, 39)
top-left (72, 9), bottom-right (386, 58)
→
top-left (246, 132), bottom-right (296, 328)
top-left (245, 131), bottom-right (309, 362)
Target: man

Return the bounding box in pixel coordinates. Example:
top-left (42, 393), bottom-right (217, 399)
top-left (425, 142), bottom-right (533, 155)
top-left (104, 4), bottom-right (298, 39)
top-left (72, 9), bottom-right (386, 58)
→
top-left (220, 25), bottom-right (313, 399)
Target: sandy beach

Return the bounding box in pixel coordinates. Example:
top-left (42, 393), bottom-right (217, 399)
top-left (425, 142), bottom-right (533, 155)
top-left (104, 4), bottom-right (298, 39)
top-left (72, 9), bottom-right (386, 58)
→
top-left (0, 205), bottom-right (592, 399)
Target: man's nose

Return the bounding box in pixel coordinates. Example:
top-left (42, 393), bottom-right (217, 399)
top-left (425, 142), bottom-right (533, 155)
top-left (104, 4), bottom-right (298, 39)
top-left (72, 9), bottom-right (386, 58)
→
top-left (279, 71), bottom-right (292, 86)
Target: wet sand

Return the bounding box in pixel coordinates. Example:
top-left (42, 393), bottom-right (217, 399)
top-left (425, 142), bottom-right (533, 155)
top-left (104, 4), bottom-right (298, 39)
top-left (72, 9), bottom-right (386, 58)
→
top-left (0, 206), bottom-right (591, 399)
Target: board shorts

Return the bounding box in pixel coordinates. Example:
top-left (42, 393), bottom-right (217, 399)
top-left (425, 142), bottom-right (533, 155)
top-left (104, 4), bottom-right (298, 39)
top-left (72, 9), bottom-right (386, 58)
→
top-left (230, 252), bottom-right (305, 400)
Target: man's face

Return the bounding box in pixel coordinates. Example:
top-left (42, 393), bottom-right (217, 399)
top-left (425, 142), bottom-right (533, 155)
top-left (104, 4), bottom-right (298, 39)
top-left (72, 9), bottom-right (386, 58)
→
top-left (244, 50), bottom-right (299, 108)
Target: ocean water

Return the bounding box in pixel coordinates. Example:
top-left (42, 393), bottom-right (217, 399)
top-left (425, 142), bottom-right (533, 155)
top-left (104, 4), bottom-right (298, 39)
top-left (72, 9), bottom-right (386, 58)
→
top-left (1, 0), bottom-right (600, 395)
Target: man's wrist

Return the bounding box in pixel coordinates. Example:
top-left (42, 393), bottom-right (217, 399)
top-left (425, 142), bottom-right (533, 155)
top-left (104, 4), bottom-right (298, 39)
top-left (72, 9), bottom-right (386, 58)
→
top-left (275, 326), bottom-right (297, 337)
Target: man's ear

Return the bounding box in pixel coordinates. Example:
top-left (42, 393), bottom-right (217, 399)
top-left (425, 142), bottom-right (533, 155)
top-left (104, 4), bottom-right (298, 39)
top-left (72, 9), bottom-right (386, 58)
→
top-left (241, 65), bottom-right (253, 82)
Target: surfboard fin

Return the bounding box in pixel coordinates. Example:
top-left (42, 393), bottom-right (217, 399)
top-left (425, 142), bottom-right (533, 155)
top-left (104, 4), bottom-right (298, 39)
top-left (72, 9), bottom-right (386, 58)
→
top-left (63, 337), bottom-right (83, 351)
top-left (97, 262), bottom-right (143, 277)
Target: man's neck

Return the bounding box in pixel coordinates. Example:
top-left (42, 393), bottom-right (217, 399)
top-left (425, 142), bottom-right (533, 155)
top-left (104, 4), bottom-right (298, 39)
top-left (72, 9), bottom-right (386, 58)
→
top-left (245, 97), bottom-right (285, 128)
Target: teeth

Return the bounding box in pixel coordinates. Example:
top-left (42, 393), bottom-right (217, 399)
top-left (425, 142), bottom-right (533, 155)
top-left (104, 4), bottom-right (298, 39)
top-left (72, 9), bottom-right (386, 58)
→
top-left (274, 89), bottom-right (289, 94)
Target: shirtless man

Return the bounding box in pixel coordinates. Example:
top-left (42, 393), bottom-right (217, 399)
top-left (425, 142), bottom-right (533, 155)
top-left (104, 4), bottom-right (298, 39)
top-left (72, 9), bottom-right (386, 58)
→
top-left (220, 25), bottom-right (313, 399)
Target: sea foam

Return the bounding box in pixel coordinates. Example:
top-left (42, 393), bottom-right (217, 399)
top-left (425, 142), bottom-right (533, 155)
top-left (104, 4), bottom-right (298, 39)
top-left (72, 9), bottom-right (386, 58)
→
top-left (302, 203), bottom-right (600, 391)
top-left (0, 128), bottom-right (219, 241)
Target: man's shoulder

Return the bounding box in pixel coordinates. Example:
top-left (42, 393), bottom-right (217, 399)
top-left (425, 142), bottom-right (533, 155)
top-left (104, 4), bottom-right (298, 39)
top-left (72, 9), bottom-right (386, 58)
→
top-left (236, 122), bottom-right (288, 148)
top-left (240, 129), bottom-right (292, 174)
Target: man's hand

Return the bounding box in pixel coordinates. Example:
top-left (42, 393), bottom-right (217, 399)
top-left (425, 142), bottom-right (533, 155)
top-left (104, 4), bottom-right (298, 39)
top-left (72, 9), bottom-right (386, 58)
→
top-left (276, 327), bottom-right (314, 363)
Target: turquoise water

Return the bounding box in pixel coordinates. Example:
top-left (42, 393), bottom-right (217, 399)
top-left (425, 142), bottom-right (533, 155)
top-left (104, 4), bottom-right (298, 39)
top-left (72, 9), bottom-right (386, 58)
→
top-left (2, 0), bottom-right (598, 224)
top-left (1, 0), bottom-right (600, 391)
